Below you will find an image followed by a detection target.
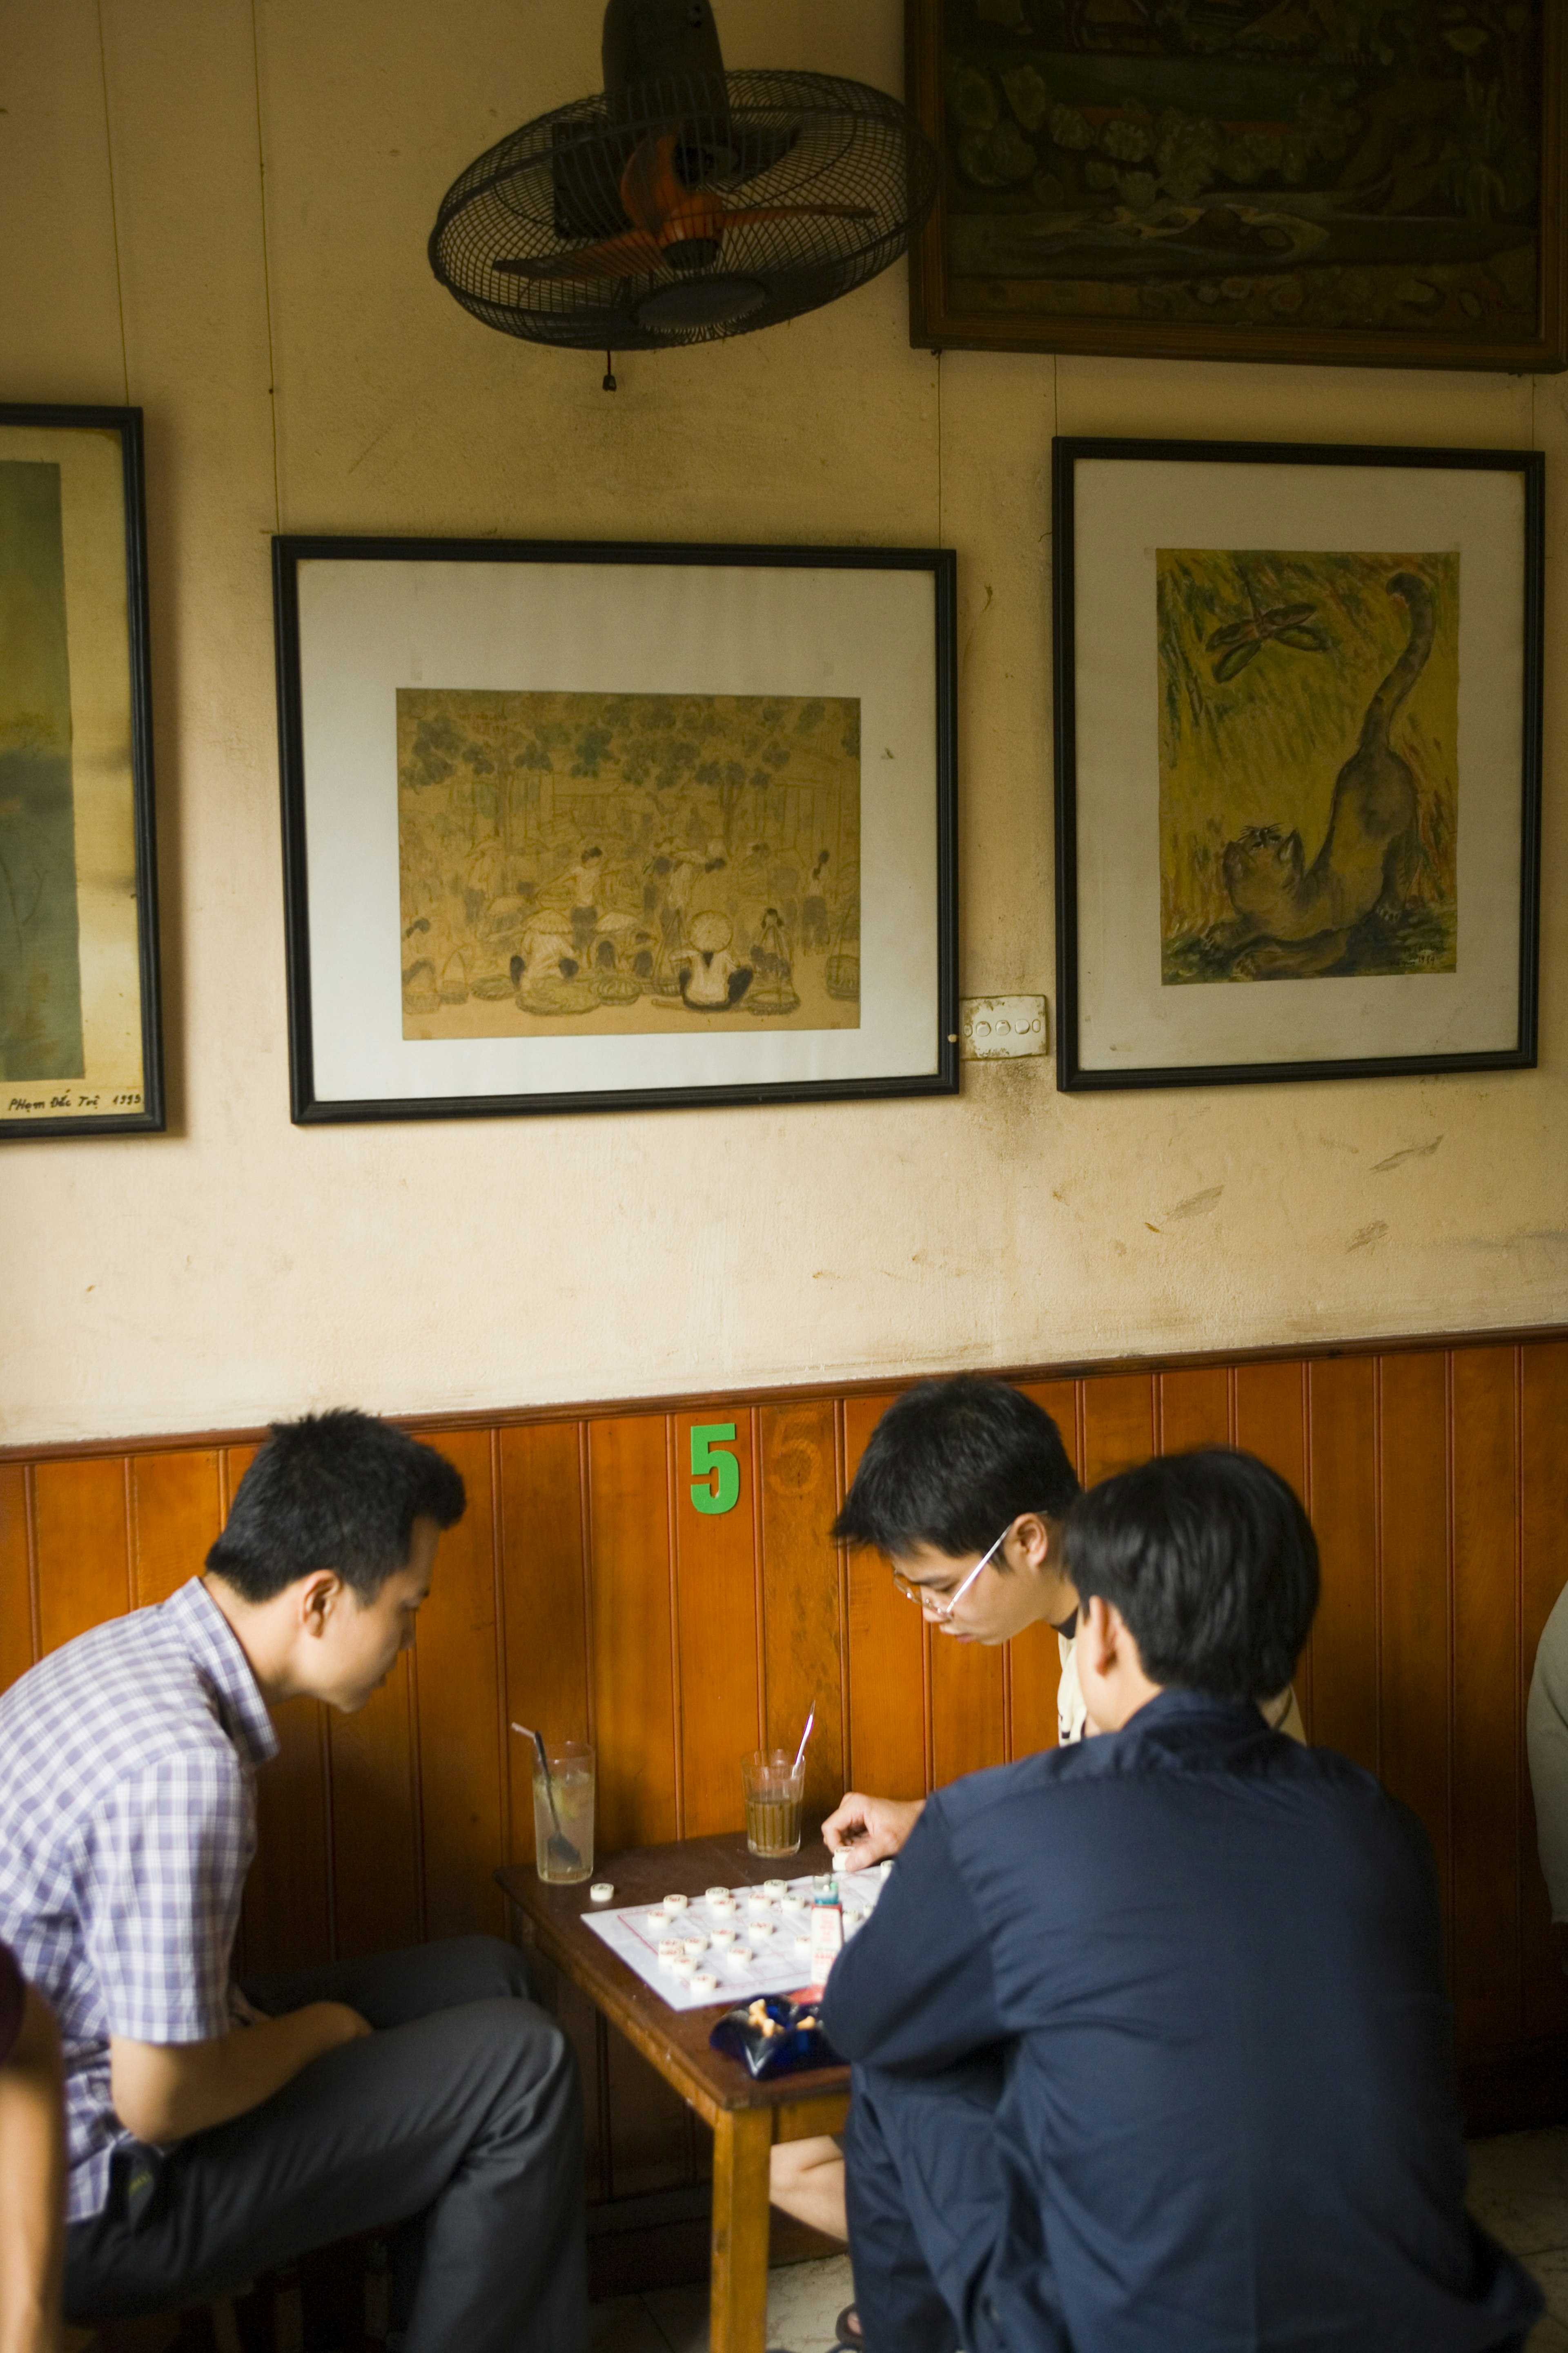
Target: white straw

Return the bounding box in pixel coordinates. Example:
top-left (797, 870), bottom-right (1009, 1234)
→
top-left (791, 1704), bottom-right (815, 1778)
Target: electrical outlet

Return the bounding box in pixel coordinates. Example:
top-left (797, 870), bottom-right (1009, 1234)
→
top-left (960, 995), bottom-right (1048, 1060)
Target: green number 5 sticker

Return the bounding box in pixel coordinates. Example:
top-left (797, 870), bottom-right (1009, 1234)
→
top-left (690, 1423), bottom-right (741, 1516)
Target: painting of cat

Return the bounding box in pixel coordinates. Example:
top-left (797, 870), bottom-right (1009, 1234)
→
top-left (1157, 547), bottom-right (1458, 986)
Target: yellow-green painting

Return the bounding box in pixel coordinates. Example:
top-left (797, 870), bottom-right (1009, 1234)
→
top-left (398, 688), bottom-right (861, 1039)
top-left (1158, 549), bottom-right (1458, 985)
top-left (1, 459), bottom-right (83, 1078)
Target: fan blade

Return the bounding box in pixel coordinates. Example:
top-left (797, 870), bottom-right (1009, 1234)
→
top-left (716, 203), bottom-right (875, 226)
top-left (620, 132), bottom-right (689, 236)
top-left (493, 230), bottom-right (666, 280)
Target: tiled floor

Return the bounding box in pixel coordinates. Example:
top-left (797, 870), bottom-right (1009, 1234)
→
top-left (1468, 2128), bottom-right (1568, 2351)
top-left (590, 2130), bottom-right (1568, 2351)
top-left (591, 2252), bottom-right (853, 2353)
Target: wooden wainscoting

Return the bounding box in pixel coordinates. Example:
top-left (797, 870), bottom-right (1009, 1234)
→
top-left (3, 1330), bottom-right (1568, 2239)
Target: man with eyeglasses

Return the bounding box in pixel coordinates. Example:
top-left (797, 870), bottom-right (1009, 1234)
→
top-left (768, 1376), bottom-right (1300, 2349)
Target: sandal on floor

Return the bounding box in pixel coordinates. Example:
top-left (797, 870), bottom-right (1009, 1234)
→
top-left (834, 2306), bottom-right (864, 2348)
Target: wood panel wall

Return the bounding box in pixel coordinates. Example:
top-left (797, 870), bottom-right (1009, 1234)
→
top-left (3, 1331), bottom-right (1567, 2217)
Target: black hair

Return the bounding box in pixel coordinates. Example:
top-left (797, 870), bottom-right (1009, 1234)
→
top-left (1062, 1448), bottom-right (1318, 1703)
top-left (205, 1410), bottom-right (466, 1604)
top-left (831, 1375), bottom-right (1080, 1558)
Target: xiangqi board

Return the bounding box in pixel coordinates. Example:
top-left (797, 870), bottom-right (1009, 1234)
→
top-left (581, 1868), bottom-right (886, 2012)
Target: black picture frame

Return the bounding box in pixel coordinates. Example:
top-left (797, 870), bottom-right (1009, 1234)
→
top-left (274, 536), bottom-right (959, 1124)
top-left (1053, 436), bottom-right (1544, 1093)
top-left (0, 404), bottom-right (164, 1140)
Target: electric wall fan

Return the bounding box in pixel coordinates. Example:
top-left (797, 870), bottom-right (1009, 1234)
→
top-left (428, 0), bottom-right (939, 353)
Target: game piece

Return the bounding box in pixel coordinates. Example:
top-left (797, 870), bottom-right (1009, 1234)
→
top-left (710, 1927), bottom-right (736, 1948)
top-left (747, 1891), bottom-right (774, 1915)
top-left (682, 1934), bottom-right (708, 1956)
top-left (663, 1892), bottom-right (688, 1912)
top-left (763, 1878), bottom-right (788, 1898)
top-left (751, 1918), bottom-right (775, 1939)
top-left (725, 1945), bottom-right (753, 1967)
top-left (690, 1971), bottom-right (718, 1996)
top-left (710, 1895), bottom-right (736, 1915)
top-left (705, 1885), bottom-right (730, 1902)
top-left (781, 1893), bottom-right (806, 1916)
top-left (657, 1938), bottom-right (682, 1965)
top-left (794, 1934), bottom-right (811, 1956)
top-left (589, 1882), bottom-right (615, 1903)
top-left (670, 1956), bottom-right (695, 1981)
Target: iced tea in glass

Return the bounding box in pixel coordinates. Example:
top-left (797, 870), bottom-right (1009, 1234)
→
top-left (742, 1748), bottom-right (804, 1858)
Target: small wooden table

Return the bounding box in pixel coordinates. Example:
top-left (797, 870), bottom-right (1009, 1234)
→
top-left (497, 1832), bottom-right (851, 2353)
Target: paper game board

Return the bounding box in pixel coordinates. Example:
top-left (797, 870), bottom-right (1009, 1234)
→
top-left (582, 1867), bottom-right (888, 2011)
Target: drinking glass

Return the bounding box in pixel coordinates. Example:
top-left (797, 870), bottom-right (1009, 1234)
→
top-left (533, 1739), bottom-right (595, 1885)
top-left (742, 1748), bottom-right (804, 1858)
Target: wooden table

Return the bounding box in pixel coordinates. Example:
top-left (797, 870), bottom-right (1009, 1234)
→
top-left (497, 1832), bottom-right (851, 2353)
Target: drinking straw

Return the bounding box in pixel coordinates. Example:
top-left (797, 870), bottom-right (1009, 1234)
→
top-left (791, 1704), bottom-right (816, 1779)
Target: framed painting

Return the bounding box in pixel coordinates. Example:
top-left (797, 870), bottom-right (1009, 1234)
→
top-left (906, 0), bottom-right (1567, 371)
top-left (0, 404), bottom-right (163, 1139)
top-left (273, 537), bottom-right (958, 1123)
top-left (1053, 437), bottom-right (1542, 1091)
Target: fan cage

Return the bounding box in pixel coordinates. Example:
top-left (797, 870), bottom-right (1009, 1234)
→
top-left (429, 70), bottom-right (938, 350)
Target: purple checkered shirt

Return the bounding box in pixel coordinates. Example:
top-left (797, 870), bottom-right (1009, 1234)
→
top-left (0, 1577), bottom-right (278, 2221)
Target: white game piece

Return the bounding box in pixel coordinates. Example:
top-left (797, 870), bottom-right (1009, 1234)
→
top-left (683, 1934), bottom-right (709, 1957)
top-left (780, 1894), bottom-right (806, 1916)
top-left (657, 1937), bottom-right (683, 1963)
top-left (725, 1945), bottom-right (753, 1968)
top-left (794, 1934), bottom-right (812, 1956)
top-left (751, 1918), bottom-right (775, 1940)
top-left (670, 1956), bottom-right (696, 1981)
top-left (710, 1895), bottom-right (736, 1916)
top-left (690, 1971), bottom-right (719, 1996)
top-left (747, 1892), bottom-right (774, 1915)
top-left (763, 1878), bottom-right (788, 1899)
top-left (704, 1886), bottom-right (730, 1903)
top-left (664, 1892), bottom-right (688, 1913)
top-left (710, 1927), bottom-right (736, 1949)
top-left (589, 1882), bottom-right (615, 1904)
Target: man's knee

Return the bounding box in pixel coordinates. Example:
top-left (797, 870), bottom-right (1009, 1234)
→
top-left (474, 1998), bottom-right (581, 2126)
top-left (426, 1932), bottom-right (534, 2005)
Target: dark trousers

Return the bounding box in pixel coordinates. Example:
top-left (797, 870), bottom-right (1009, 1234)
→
top-left (64, 1935), bottom-right (586, 2353)
top-left (844, 2054), bottom-right (1029, 2353)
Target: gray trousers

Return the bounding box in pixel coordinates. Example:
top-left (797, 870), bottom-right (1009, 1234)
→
top-left (63, 1935), bottom-right (586, 2353)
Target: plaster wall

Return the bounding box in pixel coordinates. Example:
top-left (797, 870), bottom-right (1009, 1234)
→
top-left (1, 0), bottom-right (1564, 1447)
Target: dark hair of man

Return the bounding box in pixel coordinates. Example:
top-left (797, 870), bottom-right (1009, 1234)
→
top-left (205, 1410), bottom-right (466, 1605)
top-left (831, 1375), bottom-right (1081, 1559)
top-left (1061, 1448), bottom-right (1319, 1704)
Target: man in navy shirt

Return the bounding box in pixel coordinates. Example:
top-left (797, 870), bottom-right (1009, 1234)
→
top-left (821, 1449), bottom-right (1541, 2353)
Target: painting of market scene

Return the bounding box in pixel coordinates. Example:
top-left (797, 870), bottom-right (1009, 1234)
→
top-left (397, 687), bottom-right (862, 1039)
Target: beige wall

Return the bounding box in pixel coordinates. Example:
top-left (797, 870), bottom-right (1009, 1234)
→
top-left (2, 0), bottom-right (1564, 1447)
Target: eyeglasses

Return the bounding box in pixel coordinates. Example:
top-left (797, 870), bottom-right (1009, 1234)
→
top-left (890, 1523), bottom-right (1012, 1622)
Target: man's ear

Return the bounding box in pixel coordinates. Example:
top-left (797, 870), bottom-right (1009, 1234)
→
top-left (297, 1569), bottom-right (344, 1638)
top-left (1012, 1513), bottom-right (1053, 1570)
top-left (1078, 1593), bottom-right (1122, 1673)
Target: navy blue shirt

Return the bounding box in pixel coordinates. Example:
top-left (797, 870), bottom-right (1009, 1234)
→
top-left (823, 1690), bottom-right (1539, 2353)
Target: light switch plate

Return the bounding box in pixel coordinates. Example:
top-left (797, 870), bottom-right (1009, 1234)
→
top-left (960, 995), bottom-right (1048, 1060)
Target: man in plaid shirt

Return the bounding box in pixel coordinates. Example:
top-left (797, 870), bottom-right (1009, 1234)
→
top-left (0, 1412), bottom-right (584, 2353)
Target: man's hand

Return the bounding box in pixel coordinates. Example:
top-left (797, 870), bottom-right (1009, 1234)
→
top-left (111, 2001), bottom-right (370, 2147)
top-left (822, 1791), bottom-right (924, 1871)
